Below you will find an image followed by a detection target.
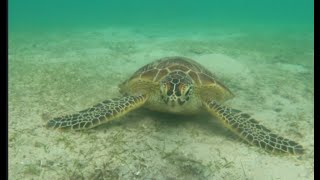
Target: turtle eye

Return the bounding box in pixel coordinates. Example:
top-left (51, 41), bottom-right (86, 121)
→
top-left (185, 87), bottom-right (192, 96)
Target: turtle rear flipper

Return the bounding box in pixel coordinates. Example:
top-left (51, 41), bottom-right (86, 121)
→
top-left (203, 100), bottom-right (304, 155)
top-left (46, 95), bottom-right (147, 130)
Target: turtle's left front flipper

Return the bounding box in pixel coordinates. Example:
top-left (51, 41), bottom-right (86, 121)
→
top-left (203, 100), bottom-right (304, 155)
top-left (46, 95), bottom-right (147, 130)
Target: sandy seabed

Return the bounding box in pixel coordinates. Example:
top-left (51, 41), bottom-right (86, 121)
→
top-left (9, 26), bottom-right (313, 180)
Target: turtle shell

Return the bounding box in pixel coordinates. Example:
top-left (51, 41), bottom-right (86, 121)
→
top-left (120, 56), bottom-right (234, 102)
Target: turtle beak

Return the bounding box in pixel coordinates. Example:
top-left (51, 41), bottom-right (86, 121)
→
top-left (169, 100), bottom-right (175, 107)
top-left (177, 98), bottom-right (186, 105)
top-left (162, 96), bottom-right (169, 104)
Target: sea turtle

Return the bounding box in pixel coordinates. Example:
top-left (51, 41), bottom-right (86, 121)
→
top-left (46, 56), bottom-right (304, 154)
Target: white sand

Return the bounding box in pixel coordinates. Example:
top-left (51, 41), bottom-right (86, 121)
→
top-left (9, 27), bottom-right (313, 179)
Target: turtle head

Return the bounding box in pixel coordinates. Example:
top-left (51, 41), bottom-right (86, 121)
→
top-left (160, 71), bottom-right (194, 106)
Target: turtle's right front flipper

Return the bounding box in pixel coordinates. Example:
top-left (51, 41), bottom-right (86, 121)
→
top-left (203, 100), bottom-right (304, 155)
top-left (46, 95), bottom-right (147, 130)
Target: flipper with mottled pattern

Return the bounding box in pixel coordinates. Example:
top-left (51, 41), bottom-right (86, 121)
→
top-left (46, 95), bottom-right (147, 130)
top-left (203, 100), bottom-right (304, 154)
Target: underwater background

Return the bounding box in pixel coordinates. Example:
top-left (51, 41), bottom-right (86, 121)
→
top-left (9, 0), bottom-right (313, 179)
top-left (9, 0), bottom-right (313, 31)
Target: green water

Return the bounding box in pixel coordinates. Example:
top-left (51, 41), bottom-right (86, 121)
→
top-left (9, 0), bottom-right (313, 31)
